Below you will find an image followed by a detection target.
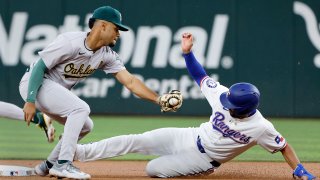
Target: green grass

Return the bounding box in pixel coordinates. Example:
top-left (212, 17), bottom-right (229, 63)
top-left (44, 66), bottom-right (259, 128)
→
top-left (0, 116), bottom-right (319, 162)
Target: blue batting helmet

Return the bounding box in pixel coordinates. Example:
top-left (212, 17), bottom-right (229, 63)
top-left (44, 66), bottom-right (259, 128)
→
top-left (220, 82), bottom-right (260, 116)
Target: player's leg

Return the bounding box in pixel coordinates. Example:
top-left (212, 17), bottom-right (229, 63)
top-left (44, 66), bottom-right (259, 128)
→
top-left (0, 101), bottom-right (24, 120)
top-left (48, 116), bottom-right (93, 179)
top-left (27, 79), bottom-right (91, 161)
top-left (35, 116), bottom-right (93, 176)
top-left (75, 127), bottom-right (217, 178)
top-left (75, 127), bottom-right (198, 162)
top-left (34, 113), bottom-right (66, 176)
top-left (0, 101), bottom-right (55, 142)
top-left (20, 79), bottom-right (91, 179)
top-left (46, 115), bottom-right (93, 160)
top-left (0, 100), bottom-right (41, 123)
top-left (145, 148), bottom-right (217, 178)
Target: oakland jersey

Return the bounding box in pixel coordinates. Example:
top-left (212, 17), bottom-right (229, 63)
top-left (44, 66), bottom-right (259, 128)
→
top-left (198, 77), bottom-right (287, 163)
top-left (24, 32), bottom-right (125, 90)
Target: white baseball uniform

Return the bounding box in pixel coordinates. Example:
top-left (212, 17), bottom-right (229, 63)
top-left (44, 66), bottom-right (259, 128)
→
top-left (0, 101), bottom-right (24, 120)
top-left (74, 76), bottom-right (287, 178)
top-left (19, 31), bottom-right (125, 162)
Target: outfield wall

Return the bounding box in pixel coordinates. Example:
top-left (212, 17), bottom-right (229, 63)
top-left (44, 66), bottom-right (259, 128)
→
top-left (0, 0), bottom-right (319, 117)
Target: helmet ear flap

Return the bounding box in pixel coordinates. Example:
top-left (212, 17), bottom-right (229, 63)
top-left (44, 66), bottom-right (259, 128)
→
top-left (89, 18), bottom-right (96, 29)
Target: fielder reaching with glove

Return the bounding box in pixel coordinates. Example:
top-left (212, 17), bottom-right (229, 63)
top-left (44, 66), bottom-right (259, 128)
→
top-left (19, 6), bottom-right (181, 180)
top-left (72, 33), bottom-right (316, 180)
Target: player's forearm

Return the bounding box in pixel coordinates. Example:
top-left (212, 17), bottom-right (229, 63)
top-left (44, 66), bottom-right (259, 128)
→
top-left (127, 76), bottom-right (159, 104)
top-left (182, 52), bottom-right (208, 86)
top-left (26, 59), bottom-right (47, 103)
top-left (280, 143), bottom-right (300, 170)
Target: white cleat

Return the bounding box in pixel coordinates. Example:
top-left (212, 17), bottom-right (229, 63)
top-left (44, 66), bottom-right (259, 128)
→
top-left (34, 160), bottom-right (53, 176)
top-left (36, 113), bottom-right (55, 143)
top-left (49, 161), bottom-right (91, 179)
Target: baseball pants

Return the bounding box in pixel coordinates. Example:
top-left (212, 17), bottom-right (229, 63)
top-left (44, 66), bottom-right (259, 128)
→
top-left (75, 127), bottom-right (216, 178)
top-left (0, 101), bottom-right (24, 120)
top-left (19, 75), bottom-right (93, 162)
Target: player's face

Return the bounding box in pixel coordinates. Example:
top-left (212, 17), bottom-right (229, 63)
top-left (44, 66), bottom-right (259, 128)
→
top-left (229, 109), bottom-right (236, 117)
top-left (229, 109), bottom-right (249, 119)
top-left (100, 21), bottom-right (120, 47)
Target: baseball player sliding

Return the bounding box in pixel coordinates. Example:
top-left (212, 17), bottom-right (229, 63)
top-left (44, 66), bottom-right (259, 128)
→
top-left (19, 6), bottom-right (182, 180)
top-left (72, 33), bottom-right (316, 180)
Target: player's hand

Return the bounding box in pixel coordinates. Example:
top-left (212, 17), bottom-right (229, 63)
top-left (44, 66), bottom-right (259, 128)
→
top-left (23, 102), bottom-right (36, 126)
top-left (181, 32), bottom-right (193, 54)
top-left (293, 164), bottom-right (316, 180)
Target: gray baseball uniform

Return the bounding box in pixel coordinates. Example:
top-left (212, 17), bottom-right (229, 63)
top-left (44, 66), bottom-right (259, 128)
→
top-left (19, 31), bottom-right (125, 161)
top-left (74, 77), bottom-right (286, 177)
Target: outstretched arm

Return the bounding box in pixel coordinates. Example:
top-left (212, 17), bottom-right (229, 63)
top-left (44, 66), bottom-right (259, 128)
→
top-left (281, 143), bottom-right (316, 180)
top-left (114, 69), bottom-right (183, 112)
top-left (114, 69), bottom-right (159, 104)
top-left (181, 33), bottom-right (208, 86)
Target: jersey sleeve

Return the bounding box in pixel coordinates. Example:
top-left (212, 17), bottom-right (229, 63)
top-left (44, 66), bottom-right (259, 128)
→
top-left (257, 122), bottom-right (287, 153)
top-left (38, 34), bottom-right (75, 70)
top-left (101, 48), bottom-right (126, 74)
top-left (200, 77), bottom-right (229, 109)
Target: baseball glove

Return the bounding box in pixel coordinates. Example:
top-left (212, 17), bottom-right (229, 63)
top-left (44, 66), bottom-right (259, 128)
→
top-left (157, 90), bottom-right (183, 112)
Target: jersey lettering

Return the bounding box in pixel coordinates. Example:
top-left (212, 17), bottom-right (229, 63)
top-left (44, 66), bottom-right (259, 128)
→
top-left (211, 112), bottom-right (252, 144)
top-left (63, 63), bottom-right (97, 78)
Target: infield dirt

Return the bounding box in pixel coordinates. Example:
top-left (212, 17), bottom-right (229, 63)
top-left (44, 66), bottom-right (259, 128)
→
top-left (0, 160), bottom-right (319, 179)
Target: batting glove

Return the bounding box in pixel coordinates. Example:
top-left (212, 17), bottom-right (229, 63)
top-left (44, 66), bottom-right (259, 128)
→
top-left (293, 164), bottom-right (316, 180)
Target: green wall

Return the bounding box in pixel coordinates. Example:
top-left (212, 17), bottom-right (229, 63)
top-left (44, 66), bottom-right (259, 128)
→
top-left (0, 0), bottom-right (319, 117)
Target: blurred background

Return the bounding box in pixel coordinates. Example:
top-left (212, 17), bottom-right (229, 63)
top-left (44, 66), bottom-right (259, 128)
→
top-left (0, 0), bottom-right (319, 117)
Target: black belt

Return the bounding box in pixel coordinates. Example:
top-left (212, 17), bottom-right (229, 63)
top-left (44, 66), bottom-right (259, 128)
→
top-left (196, 136), bottom-right (221, 168)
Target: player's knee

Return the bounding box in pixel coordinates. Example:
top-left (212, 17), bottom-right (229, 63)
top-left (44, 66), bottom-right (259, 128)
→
top-left (145, 160), bottom-right (167, 178)
top-left (73, 100), bottom-right (91, 115)
top-left (87, 119), bottom-right (94, 131)
top-left (145, 160), bottom-right (159, 177)
top-left (79, 119), bottom-right (94, 140)
top-left (82, 119), bottom-right (94, 133)
top-left (80, 102), bottom-right (91, 115)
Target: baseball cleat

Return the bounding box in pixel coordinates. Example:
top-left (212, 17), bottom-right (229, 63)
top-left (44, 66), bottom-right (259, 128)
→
top-left (34, 160), bottom-right (54, 176)
top-left (49, 161), bottom-right (91, 179)
top-left (36, 113), bottom-right (55, 143)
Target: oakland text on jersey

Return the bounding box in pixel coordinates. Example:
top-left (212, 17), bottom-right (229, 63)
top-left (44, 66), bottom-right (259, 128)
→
top-left (63, 62), bottom-right (101, 79)
top-left (211, 112), bottom-right (252, 144)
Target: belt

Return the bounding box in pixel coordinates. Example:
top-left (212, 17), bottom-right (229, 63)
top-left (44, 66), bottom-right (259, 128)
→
top-left (197, 135), bottom-right (206, 153)
top-left (196, 135), bottom-right (221, 168)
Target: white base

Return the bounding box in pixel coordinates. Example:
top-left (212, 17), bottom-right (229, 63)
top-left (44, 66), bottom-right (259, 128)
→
top-left (0, 165), bottom-right (35, 176)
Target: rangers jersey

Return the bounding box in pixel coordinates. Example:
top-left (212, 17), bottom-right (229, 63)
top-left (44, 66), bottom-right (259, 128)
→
top-left (198, 77), bottom-right (287, 163)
